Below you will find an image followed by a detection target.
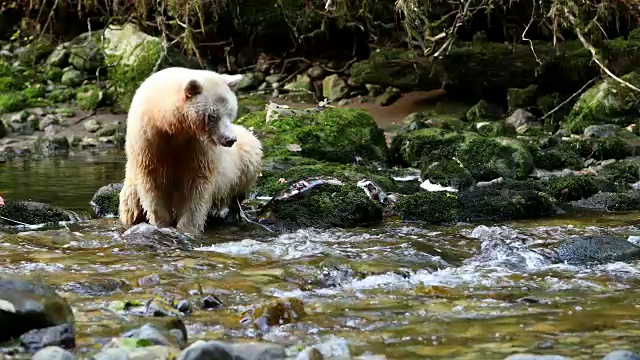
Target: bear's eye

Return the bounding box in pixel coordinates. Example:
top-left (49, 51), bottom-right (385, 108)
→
top-left (206, 113), bottom-right (219, 125)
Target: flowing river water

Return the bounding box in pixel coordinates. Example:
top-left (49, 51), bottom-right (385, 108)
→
top-left (2, 154), bottom-right (640, 359)
top-left (2, 94), bottom-right (640, 359)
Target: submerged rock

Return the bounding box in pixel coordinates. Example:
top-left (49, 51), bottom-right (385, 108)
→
top-left (0, 200), bottom-right (71, 226)
top-left (603, 350), bottom-right (640, 360)
top-left (0, 276), bottom-right (75, 342)
top-left (551, 236), bottom-right (640, 264)
top-left (177, 340), bottom-right (286, 360)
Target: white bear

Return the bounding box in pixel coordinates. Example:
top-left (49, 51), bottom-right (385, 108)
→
top-left (118, 67), bottom-right (263, 234)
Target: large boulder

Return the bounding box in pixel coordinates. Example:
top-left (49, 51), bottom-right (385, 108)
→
top-left (564, 71), bottom-right (640, 133)
top-left (390, 129), bottom-right (534, 181)
top-left (102, 23), bottom-right (200, 109)
top-left (236, 106), bottom-right (389, 165)
top-left (0, 201), bottom-right (71, 226)
top-left (0, 276), bottom-right (75, 342)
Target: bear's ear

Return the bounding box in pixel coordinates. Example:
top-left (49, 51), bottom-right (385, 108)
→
top-left (184, 79), bottom-right (203, 98)
top-left (219, 74), bottom-right (243, 88)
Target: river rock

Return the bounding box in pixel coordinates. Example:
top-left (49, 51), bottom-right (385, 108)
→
top-left (507, 85), bottom-right (538, 112)
top-left (375, 87), bottom-right (401, 106)
top-left (257, 179), bottom-right (384, 231)
top-left (122, 223), bottom-right (195, 251)
top-left (466, 99), bottom-right (502, 122)
top-left (0, 276), bottom-right (75, 342)
top-left (565, 71), bottom-right (640, 133)
top-left (177, 340), bottom-right (285, 360)
top-left (283, 74), bottom-right (312, 92)
top-left (122, 322), bottom-right (187, 349)
top-left (91, 348), bottom-right (130, 360)
top-left (583, 124), bottom-right (625, 138)
top-left (322, 74), bottom-right (349, 102)
top-left (552, 235), bottom-right (640, 264)
top-left (236, 106), bottom-right (388, 165)
top-left (91, 183), bottom-right (123, 217)
top-left (503, 355), bottom-right (570, 360)
top-left (603, 350), bottom-right (640, 360)
top-left (33, 346), bottom-right (75, 360)
top-left (506, 108), bottom-right (541, 134)
top-left (67, 31), bottom-right (104, 72)
top-left (570, 191), bottom-right (640, 211)
top-left (46, 44), bottom-right (70, 68)
top-left (61, 67), bottom-right (83, 86)
top-left (0, 200), bottom-right (71, 226)
top-left (20, 323), bottom-right (75, 353)
top-left (236, 72), bottom-right (264, 92)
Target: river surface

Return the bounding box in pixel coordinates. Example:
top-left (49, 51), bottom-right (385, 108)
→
top-left (3, 154), bottom-right (640, 359)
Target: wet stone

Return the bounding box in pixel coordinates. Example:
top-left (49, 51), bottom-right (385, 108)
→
top-left (20, 323), bottom-right (75, 353)
top-left (178, 340), bottom-right (234, 360)
top-left (201, 295), bottom-right (224, 310)
top-left (603, 350), bottom-right (640, 360)
top-left (0, 276), bottom-right (75, 342)
top-left (175, 300), bottom-right (192, 315)
top-left (91, 347), bottom-right (130, 360)
top-left (552, 235), bottom-right (640, 265)
top-left (32, 346), bottom-right (75, 360)
top-left (503, 355), bottom-right (570, 360)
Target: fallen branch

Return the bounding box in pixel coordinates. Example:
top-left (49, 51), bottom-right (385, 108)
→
top-left (565, 10), bottom-right (640, 93)
top-left (541, 77), bottom-right (598, 120)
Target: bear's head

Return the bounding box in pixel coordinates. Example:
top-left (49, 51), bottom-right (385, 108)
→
top-left (181, 72), bottom-right (243, 147)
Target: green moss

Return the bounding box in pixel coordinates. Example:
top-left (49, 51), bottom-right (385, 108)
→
top-left (547, 175), bottom-right (600, 201)
top-left (600, 161), bottom-right (640, 185)
top-left (507, 85), bottom-right (538, 112)
top-left (475, 121), bottom-right (517, 137)
top-left (257, 156), bottom-right (396, 197)
top-left (75, 85), bottom-right (103, 110)
top-left (107, 40), bottom-right (162, 111)
top-left (44, 66), bottom-right (64, 83)
top-left (0, 200), bottom-right (70, 225)
top-left (0, 92), bottom-right (28, 114)
top-left (0, 77), bottom-right (18, 92)
top-left (394, 191), bottom-right (461, 224)
top-left (532, 147), bottom-right (583, 171)
top-left (237, 108), bottom-right (388, 165)
top-left (389, 128), bottom-right (467, 167)
top-left (570, 137), bottom-right (632, 160)
top-left (420, 160), bottom-right (475, 190)
top-left (466, 99), bottom-right (501, 122)
top-left (237, 95), bottom-right (267, 117)
top-left (48, 88), bottom-right (76, 103)
top-left (458, 187), bottom-right (557, 222)
top-left (259, 183), bottom-right (384, 229)
top-left (457, 136), bottom-right (533, 181)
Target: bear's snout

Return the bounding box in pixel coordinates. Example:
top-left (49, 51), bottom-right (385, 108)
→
top-left (221, 136), bottom-right (237, 147)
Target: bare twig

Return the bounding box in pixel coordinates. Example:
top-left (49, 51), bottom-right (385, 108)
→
top-left (541, 77), bottom-right (598, 120)
top-left (522, 0), bottom-right (541, 65)
top-left (565, 9), bottom-right (640, 93)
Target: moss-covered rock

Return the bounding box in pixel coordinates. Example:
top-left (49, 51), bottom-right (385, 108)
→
top-left (507, 85), bottom-right (538, 112)
top-left (465, 100), bottom-right (502, 122)
top-left (67, 31), bottom-right (105, 72)
top-left (564, 71), bottom-right (640, 133)
top-left (237, 108), bottom-right (388, 164)
top-left (237, 96), bottom-right (267, 118)
top-left (532, 147), bottom-right (584, 171)
top-left (391, 129), bottom-right (533, 181)
top-left (17, 36), bottom-right (55, 65)
top-left (571, 191), bottom-right (640, 211)
top-left (547, 175), bottom-right (600, 201)
top-left (600, 158), bottom-right (640, 185)
top-left (399, 111), bottom-right (467, 133)
top-left (0, 201), bottom-right (71, 226)
top-left (257, 156), bottom-right (396, 197)
top-left (258, 182), bottom-right (384, 230)
top-left (395, 185), bottom-right (558, 224)
top-left (389, 128), bottom-right (466, 167)
top-left (457, 137), bottom-right (534, 181)
top-left (75, 85), bottom-right (104, 110)
top-left (420, 160), bottom-right (475, 190)
top-left (474, 121), bottom-right (517, 137)
top-left (571, 136), bottom-right (633, 160)
top-left (393, 191), bottom-right (461, 224)
top-left (103, 23), bottom-right (199, 110)
top-left (90, 183), bottom-right (122, 217)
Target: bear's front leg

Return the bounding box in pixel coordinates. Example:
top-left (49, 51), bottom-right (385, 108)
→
top-left (175, 179), bottom-right (215, 234)
top-left (137, 179), bottom-right (173, 227)
top-left (119, 179), bottom-right (144, 226)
